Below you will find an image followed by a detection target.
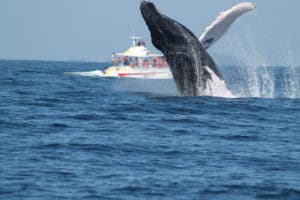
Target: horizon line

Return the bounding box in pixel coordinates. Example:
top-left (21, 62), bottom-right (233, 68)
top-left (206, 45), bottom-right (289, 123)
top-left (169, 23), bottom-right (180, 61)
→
top-left (0, 58), bottom-right (298, 68)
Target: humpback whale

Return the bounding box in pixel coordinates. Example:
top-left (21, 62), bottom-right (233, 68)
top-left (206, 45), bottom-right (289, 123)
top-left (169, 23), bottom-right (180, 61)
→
top-left (140, 1), bottom-right (255, 97)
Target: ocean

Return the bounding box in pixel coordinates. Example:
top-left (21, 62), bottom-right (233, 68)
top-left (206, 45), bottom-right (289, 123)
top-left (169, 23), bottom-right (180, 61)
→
top-left (0, 60), bottom-right (299, 200)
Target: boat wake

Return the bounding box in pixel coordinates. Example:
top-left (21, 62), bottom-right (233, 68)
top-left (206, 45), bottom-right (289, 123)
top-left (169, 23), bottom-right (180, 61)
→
top-left (65, 70), bottom-right (105, 77)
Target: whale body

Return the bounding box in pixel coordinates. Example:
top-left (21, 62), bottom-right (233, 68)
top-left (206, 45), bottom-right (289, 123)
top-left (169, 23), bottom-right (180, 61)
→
top-left (140, 1), bottom-right (230, 96)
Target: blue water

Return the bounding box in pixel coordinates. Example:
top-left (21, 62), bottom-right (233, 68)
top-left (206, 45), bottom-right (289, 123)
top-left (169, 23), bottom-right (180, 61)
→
top-left (0, 60), bottom-right (299, 200)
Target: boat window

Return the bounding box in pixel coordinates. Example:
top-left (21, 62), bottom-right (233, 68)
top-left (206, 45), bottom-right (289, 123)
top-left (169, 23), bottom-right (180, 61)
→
top-left (112, 54), bottom-right (168, 68)
top-left (113, 56), bottom-right (122, 66)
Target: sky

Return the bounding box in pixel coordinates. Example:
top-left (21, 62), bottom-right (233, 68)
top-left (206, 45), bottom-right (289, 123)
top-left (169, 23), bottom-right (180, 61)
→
top-left (0, 0), bottom-right (300, 65)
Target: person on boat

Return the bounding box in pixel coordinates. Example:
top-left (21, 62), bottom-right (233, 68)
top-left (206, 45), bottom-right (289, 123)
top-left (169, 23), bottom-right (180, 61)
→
top-left (142, 60), bottom-right (145, 68)
top-left (149, 59), bottom-right (153, 68)
top-left (129, 57), bottom-right (135, 68)
top-left (123, 56), bottom-right (130, 66)
top-left (162, 58), bottom-right (168, 67)
top-left (143, 59), bottom-right (148, 68)
top-left (153, 57), bottom-right (157, 68)
top-left (115, 57), bottom-right (121, 66)
top-left (156, 58), bottom-right (162, 68)
top-left (112, 53), bottom-right (116, 65)
top-left (145, 59), bottom-right (150, 68)
top-left (135, 57), bottom-right (140, 68)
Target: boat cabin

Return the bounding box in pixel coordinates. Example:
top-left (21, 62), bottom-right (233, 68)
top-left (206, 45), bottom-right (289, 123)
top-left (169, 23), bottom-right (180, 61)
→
top-left (112, 54), bottom-right (168, 68)
top-left (111, 36), bottom-right (168, 69)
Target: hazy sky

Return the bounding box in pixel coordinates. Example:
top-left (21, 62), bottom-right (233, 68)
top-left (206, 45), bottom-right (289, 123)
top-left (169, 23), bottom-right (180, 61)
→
top-left (0, 0), bottom-right (300, 65)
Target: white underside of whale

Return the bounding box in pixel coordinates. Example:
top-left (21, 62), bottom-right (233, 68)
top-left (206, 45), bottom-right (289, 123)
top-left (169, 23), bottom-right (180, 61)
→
top-left (199, 2), bottom-right (256, 49)
top-left (204, 67), bottom-right (236, 98)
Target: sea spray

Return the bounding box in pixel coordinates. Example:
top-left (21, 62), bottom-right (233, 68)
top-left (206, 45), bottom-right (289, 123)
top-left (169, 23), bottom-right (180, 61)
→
top-left (260, 62), bottom-right (275, 98)
top-left (233, 32), bottom-right (277, 98)
top-left (211, 27), bottom-right (275, 98)
top-left (283, 49), bottom-right (299, 98)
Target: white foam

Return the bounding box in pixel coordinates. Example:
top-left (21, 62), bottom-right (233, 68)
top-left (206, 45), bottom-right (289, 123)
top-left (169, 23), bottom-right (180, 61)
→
top-left (65, 70), bottom-right (105, 77)
top-left (204, 67), bottom-right (236, 98)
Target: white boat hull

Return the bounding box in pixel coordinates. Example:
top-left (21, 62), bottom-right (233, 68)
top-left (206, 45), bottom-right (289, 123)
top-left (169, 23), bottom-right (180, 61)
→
top-left (104, 66), bottom-right (173, 79)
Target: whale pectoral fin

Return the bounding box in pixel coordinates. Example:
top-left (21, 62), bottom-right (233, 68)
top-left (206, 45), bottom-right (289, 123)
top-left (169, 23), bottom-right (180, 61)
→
top-left (199, 2), bottom-right (256, 49)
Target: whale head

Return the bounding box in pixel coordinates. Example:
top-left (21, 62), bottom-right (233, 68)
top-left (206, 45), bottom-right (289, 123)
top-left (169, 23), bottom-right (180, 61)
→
top-left (140, 1), bottom-right (197, 52)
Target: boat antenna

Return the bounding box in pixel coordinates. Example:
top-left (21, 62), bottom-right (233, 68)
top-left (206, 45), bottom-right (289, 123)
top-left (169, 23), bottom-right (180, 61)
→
top-left (129, 30), bottom-right (143, 47)
top-left (132, 30), bottom-right (136, 46)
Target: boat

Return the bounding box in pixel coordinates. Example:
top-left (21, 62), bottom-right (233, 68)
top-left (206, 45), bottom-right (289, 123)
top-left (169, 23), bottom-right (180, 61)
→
top-left (104, 35), bottom-right (172, 79)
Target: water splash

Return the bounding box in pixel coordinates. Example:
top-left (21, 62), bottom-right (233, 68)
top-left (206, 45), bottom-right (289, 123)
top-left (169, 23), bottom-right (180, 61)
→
top-left (211, 27), bottom-right (276, 98)
top-left (260, 62), bottom-right (275, 98)
top-left (228, 33), bottom-right (275, 98)
top-left (215, 31), bottom-right (300, 99)
top-left (283, 49), bottom-right (299, 98)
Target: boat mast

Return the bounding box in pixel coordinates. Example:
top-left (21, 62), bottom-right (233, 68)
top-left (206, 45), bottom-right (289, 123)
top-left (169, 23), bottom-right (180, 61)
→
top-left (129, 31), bottom-right (143, 47)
